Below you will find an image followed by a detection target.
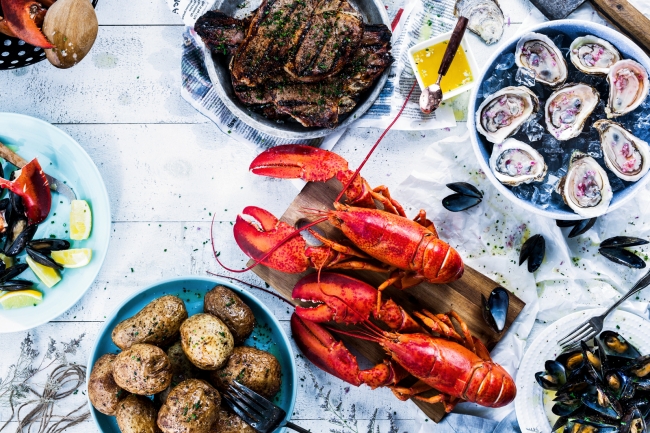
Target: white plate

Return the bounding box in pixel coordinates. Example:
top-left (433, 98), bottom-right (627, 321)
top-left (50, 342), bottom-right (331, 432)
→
top-left (515, 308), bottom-right (650, 432)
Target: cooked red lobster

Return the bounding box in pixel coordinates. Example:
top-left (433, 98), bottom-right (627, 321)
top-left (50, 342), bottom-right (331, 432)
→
top-left (0, 0), bottom-right (55, 48)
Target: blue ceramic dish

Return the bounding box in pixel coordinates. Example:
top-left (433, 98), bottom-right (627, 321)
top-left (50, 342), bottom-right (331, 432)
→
top-left (469, 20), bottom-right (650, 220)
top-left (87, 276), bottom-right (297, 433)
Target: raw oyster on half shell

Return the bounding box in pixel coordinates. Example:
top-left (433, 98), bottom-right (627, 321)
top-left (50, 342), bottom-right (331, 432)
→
top-left (544, 83), bottom-right (599, 141)
top-left (476, 86), bottom-right (539, 144)
top-left (455, 0), bottom-right (504, 46)
top-left (569, 35), bottom-right (620, 75)
top-left (515, 33), bottom-right (568, 87)
top-left (489, 138), bottom-right (547, 186)
top-left (594, 119), bottom-right (650, 182)
top-left (606, 59), bottom-right (649, 118)
top-left (559, 151), bottom-right (612, 218)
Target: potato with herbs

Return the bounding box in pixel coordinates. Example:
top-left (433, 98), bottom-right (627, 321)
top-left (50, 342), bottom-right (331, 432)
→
top-left (203, 285), bottom-right (255, 345)
top-left (157, 379), bottom-right (220, 433)
top-left (113, 343), bottom-right (173, 395)
top-left (158, 341), bottom-right (200, 404)
top-left (116, 395), bottom-right (161, 433)
top-left (208, 347), bottom-right (281, 398)
top-left (180, 314), bottom-right (234, 370)
top-left (213, 406), bottom-right (255, 433)
top-left (88, 353), bottom-right (128, 415)
top-left (112, 295), bottom-right (188, 350)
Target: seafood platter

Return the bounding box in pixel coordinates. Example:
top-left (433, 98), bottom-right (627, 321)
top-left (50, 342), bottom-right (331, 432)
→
top-left (88, 277), bottom-right (296, 433)
top-left (192, 0), bottom-right (393, 138)
top-left (469, 20), bottom-right (650, 220)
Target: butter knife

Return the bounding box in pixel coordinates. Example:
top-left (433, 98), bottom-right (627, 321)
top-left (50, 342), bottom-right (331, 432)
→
top-left (0, 141), bottom-right (77, 201)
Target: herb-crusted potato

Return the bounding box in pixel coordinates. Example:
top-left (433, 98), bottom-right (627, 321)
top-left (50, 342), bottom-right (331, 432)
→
top-left (88, 353), bottom-right (128, 415)
top-left (180, 314), bottom-right (234, 370)
top-left (116, 394), bottom-right (161, 433)
top-left (213, 406), bottom-right (255, 433)
top-left (113, 344), bottom-right (173, 395)
top-left (157, 379), bottom-right (220, 433)
top-left (158, 341), bottom-right (200, 404)
top-left (203, 286), bottom-right (255, 345)
top-left (208, 347), bottom-right (281, 398)
top-left (112, 295), bottom-right (188, 350)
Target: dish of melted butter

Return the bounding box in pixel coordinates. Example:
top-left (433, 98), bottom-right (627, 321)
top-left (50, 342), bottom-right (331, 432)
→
top-left (412, 41), bottom-right (473, 92)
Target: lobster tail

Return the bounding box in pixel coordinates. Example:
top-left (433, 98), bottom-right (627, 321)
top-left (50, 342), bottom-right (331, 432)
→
top-left (464, 362), bottom-right (516, 408)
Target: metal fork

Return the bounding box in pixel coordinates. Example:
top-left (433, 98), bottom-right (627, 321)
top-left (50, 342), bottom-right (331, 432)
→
top-left (222, 381), bottom-right (311, 433)
top-left (558, 269), bottom-right (650, 350)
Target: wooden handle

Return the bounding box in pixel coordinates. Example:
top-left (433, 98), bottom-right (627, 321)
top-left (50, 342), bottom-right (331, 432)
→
top-left (438, 16), bottom-right (469, 76)
top-left (0, 141), bottom-right (27, 168)
top-left (590, 0), bottom-right (650, 54)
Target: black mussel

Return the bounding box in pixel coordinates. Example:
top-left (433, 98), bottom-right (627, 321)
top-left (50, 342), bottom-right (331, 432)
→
top-left (599, 331), bottom-right (642, 360)
top-left (628, 356), bottom-right (650, 379)
top-left (481, 287), bottom-right (509, 333)
top-left (445, 182), bottom-right (483, 199)
top-left (442, 193), bottom-right (481, 212)
top-left (620, 406), bottom-right (647, 433)
top-left (599, 247), bottom-right (646, 269)
top-left (0, 279), bottom-right (34, 291)
top-left (601, 237), bottom-right (650, 249)
top-left (552, 400), bottom-right (581, 417)
top-left (28, 239), bottom-right (70, 252)
top-left (634, 377), bottom-right (650, 391)
top-left (0, 260), bottom-right (6, 273)
top-left (8, 190), bottom-right (24, 218)
top-left (604, 370), bottom-right (636, 400)
top-left (0, 263), bottom-right (28, 283)
top-left (557, 219), bottom-right (579, 227)
top-left (519, 234), bottom-right (545, 272)
top-left (582, 384), bottom-right (624, 419)
top-left (568, 218), bottom-right (598, 238)
top-left (0, 198), bottom-right (9, 211)
top-left (582, 341), bottom-right (603, 382)
top-left (557, 350), bottom-right (586, 373)
top-left (564, 419), bottom-right (618, 433)
top-left (551, 416), bottom-right (569, 432)
top-left (25, 247), bottom-right (62, 270)
top-left (536, 360), bottom-right (567, 390)
top-left (5, 223), bottom-right (36, 257)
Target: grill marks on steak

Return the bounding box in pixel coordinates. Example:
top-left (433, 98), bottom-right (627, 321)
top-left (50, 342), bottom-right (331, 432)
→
top-left (195, 11), bottom-right (249, 57)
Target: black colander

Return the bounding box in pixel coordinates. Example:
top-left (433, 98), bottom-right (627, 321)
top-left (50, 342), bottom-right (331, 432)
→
top-left (0, 0), bottom-right (99, 71)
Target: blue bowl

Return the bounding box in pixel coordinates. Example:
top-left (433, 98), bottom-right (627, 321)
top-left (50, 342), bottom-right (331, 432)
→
top-left (87, 276), bottom-right (297, 433)
top-left (469, 20), bottom-right (650, 220)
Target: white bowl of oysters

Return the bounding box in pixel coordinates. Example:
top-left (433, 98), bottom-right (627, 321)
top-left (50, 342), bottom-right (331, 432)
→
top-left (469, 20), bottom-right (650, 220)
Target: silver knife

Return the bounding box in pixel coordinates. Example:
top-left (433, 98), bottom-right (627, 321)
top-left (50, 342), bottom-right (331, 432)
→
top-left (0, 141), bottom-right (77, 201)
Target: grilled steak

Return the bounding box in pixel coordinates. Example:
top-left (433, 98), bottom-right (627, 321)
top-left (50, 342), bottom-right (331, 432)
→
top-left (195, 11), bottom-right (249, 57)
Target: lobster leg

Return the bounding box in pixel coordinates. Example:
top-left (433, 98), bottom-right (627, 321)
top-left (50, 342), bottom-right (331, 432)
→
top-left (370, 185), bottom-right (406, 217)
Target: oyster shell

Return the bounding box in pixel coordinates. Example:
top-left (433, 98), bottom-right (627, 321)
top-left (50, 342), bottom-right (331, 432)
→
top-left (476, 86), bottom-right (539, 144)
top-left (515, 33), bottom-right (568, 87)
top-left (455, 0), bottom-right (504, 46)
top-left (544, 83), bottom-right (599, 141)
top-left (489, 138), bottom-right (547, 186)
top-left (559, 151), bottom-right (612, 218)
top-left (594, 119), bottom-right (650, 182)
top-left (569, 36), bottom-right (620, 75)
top-left (606, 59), bottom-right (649, 118)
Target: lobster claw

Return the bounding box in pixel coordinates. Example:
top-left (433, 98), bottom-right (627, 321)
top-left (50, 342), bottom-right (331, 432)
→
top-left (249, 145), bottom-right (349, 182)
top-left (233, 206), bottom-right (309, 273)
top-left (0, 159), bottom-right (51, 224)
top-left (290, 313), bottom-right (407, 388)
top-left (0, 0), bottom-right (53, 48)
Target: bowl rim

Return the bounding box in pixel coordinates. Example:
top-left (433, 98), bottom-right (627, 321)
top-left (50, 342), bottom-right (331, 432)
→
top-left (468, 19), bottom-right (650, 220)
top-left (202, 0), bottom-right (392, 139)
top-left (86, 275), bottom-right (298, 433)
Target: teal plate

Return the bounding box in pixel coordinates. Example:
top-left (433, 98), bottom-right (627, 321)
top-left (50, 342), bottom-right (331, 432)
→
top-left (0, 112), bottom-right (110, 332)
top-left (87, 276), bottom-right (297, 433)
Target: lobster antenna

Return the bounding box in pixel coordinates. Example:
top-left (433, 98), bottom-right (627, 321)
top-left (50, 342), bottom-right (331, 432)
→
top-left (325, 325), bottom-right (380, 343)
top-left (334, 82), bottom-right (418, 205)
top-left (211, 210), bottom-right (328, 273)
top-left (206, 272), bottom-right (295, 307)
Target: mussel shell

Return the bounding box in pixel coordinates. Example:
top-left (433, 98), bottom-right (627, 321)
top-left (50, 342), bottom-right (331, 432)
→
top-left (557, 350), bottom-right (586, 372)
top-left (482, 287), bottom-right (509, 333)
top-left (551, 415), bottom-right (569, 432)
top-left (582, 341), bottom-right (603, 382)
top-left (5, 224), bottom-right (37, 257)
top-left (519, 234), bottom-right (545, 272)
top-left (604, 369), bottom-right (636, 400)
top-left (581, 383), bottom-right (623, 419)
top-left (0, 198), bottom-right (9, 212)
top-left (599, 247), bottom-right (646, 269)
top-left (442, 194), bottom-right (482, 212)
top-left (600, 237), bottom-right (650, 249)
top-left (25, 248), bottom-right (63, 270)
top-left (565, 418), bottom-right (619, 432)
top-left (0, 263), bottom-right (28, 283)
top-left (620, 406), bottom-right (647, 433)
top-left (552, 401), bottom-right (581, 417)
top-left (446, 182), bottom-right (483, 199)
top-left (557, 219), bottom-right (580, 227)
top-left (9, 190), bottom-right (24, 218)
top-left (28, 239), bottom-right (71, 252)
top-left (628, 355), bottom-right (650, 378)
top-left (568, 217), bottom-right (597, 238)
top-left (0, 279), bottom-right (35, 291)
top-left (599, 331), bottom-right (641, 360)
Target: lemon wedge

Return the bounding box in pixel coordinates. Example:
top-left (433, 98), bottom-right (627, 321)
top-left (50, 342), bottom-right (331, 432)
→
top-left (70, 200), bottom-right (92, 240)
top-left (0, 253), bottom-right (14, 269)
top-left (0, 289), bottom-right (43, 309)
top-left (27, 256), bottom-right (61, 288)
top-left (51, 248), bottom-right (92, 268)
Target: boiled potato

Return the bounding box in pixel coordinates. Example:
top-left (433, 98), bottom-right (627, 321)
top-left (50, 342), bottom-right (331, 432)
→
top-left (180, 314), bottom-right (234, 370)
top-left (208, 347), bottom-right (281, 398)
top-left (112, 295), bottom-right (188, 350)
top-left (113, 344), bottom-right (173, 395)
top-left (158, 341), bottom-right (200, 404)
top-left (116, 394), bottom-right (161, 433)
top-left (88, 353), bottom-right (128, 415)
top-left (157, 379), bottom-right (220, 433)
top-left (213, 406), bottom-right (255, 433)
top-left (203, 286), bottom-right (255, 345)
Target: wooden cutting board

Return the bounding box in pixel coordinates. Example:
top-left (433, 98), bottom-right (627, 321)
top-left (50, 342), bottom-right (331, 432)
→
top-left (251, 179), bottom-right (526, 422)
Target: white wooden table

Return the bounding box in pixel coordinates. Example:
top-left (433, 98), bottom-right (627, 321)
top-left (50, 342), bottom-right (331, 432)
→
top-left (0, 0), bottom-right (541, 431)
